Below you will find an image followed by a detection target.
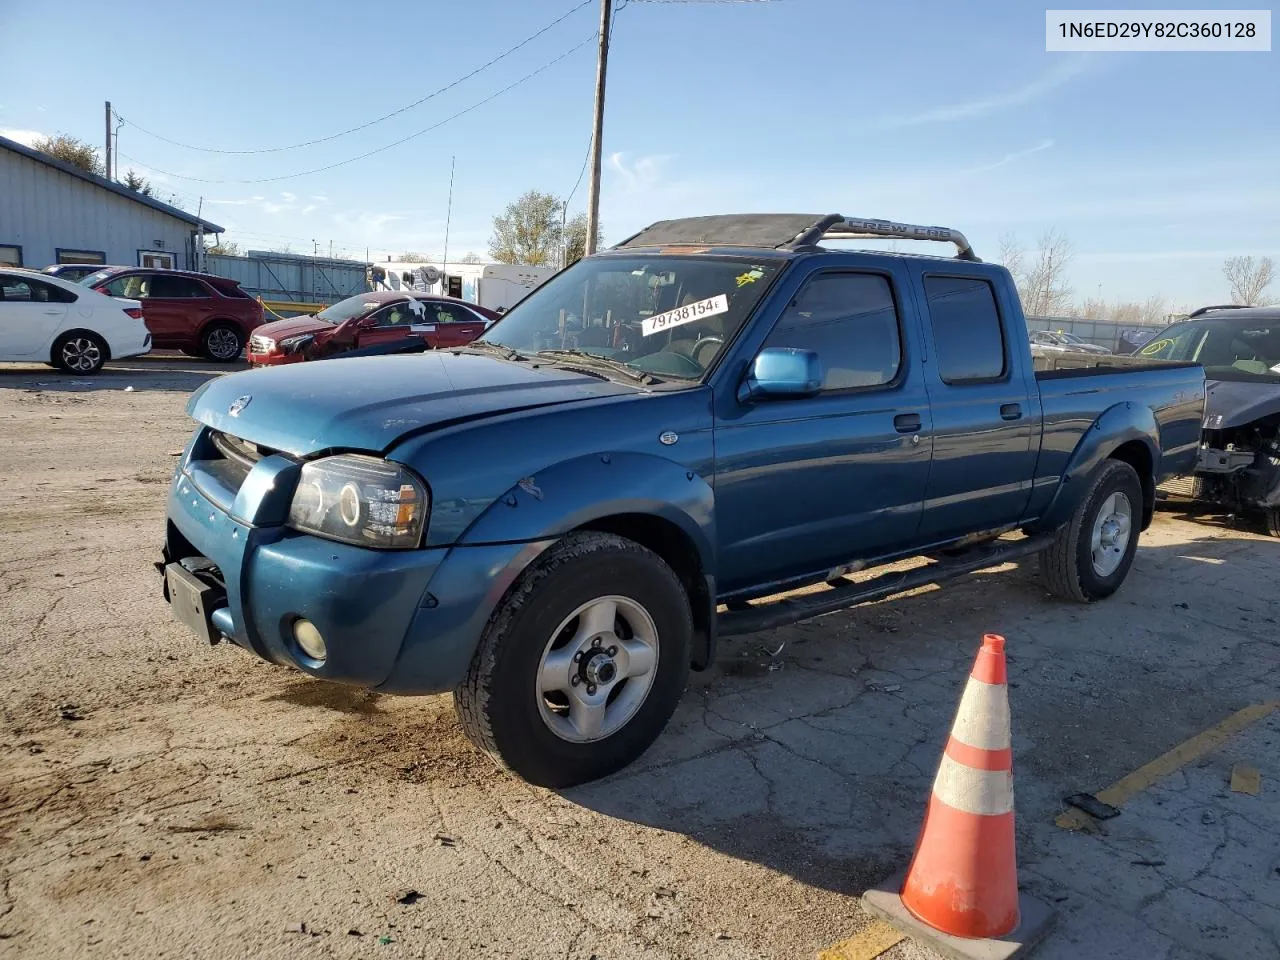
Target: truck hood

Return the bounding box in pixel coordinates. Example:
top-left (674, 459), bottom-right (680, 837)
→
top-left (188, 352), bottom-right (637, 456)
top-left (1204, 378), bottom-right (1280, 429)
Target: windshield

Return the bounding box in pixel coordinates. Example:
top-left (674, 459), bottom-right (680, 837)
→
top-left (81, 269), bottom-right (121, 287)
top-left (1140, 318), bottom-right (1280, 382)
top-left (479, 254), bottom-right (785, 380)
top-left (313, 293), bottom-right (394, 325)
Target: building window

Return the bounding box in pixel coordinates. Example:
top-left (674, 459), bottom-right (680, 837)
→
top-left (138, 250), bottom-right (175, 269)
top-left (56, 248), bottom-right (107, 266)
top-left (0, 244), bottom-right (21, 266)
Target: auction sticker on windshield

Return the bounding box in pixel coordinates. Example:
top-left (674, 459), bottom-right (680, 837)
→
top-left (642, 294), bottom-right (729, 336)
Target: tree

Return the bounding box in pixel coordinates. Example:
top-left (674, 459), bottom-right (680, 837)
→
top-left (563, 212), bottom-right (604, 267)
top-left (207, 240), bottom-right (241, 256)
top-left (1000, 229), bottom-right (1074, 316)
top-left (397, 251), bottom-right (432, 263)
top-left (1223, 256), bottom-right (1276, 306)
top-left (33, 133), bottom-right (102, 175)
top-left (458, 252), bottom-right (484, 264)
top-left (122, 168), bottom-right (153, 196)
top-left (489, 190), bottom-right (564, 266)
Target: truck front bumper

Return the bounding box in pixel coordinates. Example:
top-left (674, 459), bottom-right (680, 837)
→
top-left (164, 462), bottom-right (551, 694)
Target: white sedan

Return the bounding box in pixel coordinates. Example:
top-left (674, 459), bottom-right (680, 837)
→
top-left (0, 269), bottom-right (151, 374)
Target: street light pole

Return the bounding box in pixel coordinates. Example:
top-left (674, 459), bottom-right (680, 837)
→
top-left (584, 0), bottom-right (612, 256)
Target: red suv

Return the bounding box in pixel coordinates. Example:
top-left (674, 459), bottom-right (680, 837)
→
top-left (246, 291), bottom-right (497, 366)
top-left (84, 267), bottom-right (265, 361)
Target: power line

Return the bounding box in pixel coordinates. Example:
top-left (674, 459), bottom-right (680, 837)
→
top-left (117, 34), bottom-right (595, 185)
top-left (114, 0), bottom-right (594, 156)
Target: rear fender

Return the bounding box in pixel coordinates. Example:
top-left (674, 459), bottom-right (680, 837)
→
top-left (1030, 401), bottom-right (1160, 533)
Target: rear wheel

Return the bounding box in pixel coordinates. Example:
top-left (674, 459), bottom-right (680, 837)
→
top-left (454, 532), bottom-right (692, 787)
top-left (52, 332), bottom-right (107, 374)
top-left (1266, 509), bottom-right (1280, 538)
top-left (201, 323), bottom-right (244, 362)
top-left (1040, 459), bottom-right (1143, 602)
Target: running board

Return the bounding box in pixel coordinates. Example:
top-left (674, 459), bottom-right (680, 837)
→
top-left (716, 534), bottom-right (1055, 637)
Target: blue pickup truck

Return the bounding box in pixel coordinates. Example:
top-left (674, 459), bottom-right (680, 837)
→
top-left (162, 213), bottom-right (1205, 786)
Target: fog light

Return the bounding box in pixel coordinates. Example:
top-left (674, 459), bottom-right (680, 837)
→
top-left (292, 619), bottom-right (327, 662)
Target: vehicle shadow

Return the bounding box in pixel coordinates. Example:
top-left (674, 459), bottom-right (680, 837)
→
top-left (0, 354), bottom-right (243, 395)
top-left (558, 533), bottom-right (1277, 897)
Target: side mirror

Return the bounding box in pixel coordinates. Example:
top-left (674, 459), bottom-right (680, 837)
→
top-left (739, 348), bottom-right (822, 402)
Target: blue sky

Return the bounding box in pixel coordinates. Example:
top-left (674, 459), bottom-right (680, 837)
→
top-left (1, 0), bottom-right (1276, 306)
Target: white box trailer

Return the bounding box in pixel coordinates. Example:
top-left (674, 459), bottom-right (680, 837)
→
top-left (373, 260), bottom-right (556, 313)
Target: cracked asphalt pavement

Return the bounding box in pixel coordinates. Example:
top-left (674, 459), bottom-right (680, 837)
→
top-left (1, 357), bottom-right (1277, 960)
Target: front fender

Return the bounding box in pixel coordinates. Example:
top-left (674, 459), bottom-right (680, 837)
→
top-left (457, 451), bottom-right (716, 572)
top-left (1032, 401), bottom-right (1159, 534)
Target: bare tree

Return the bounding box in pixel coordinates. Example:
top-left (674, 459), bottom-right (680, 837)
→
top-left (397, 251), bottom-right (432, 263)
top-left (1223, 256), bottom-right (1276, 306)
top-left (33, 133), bottom-right (103, 175)
top-left (998, 233), bottom-right (1025, 283)
top-left (207, 240), bottom-right (241, 256)
top-left (1000, 231), bottom-right (1074, 315)
top-left (458, 252), bottom-right (484, 264)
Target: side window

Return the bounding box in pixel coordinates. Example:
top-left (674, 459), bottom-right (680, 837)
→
top-left (372, 303), bottom-right (411, 327)
top-left (150, 276), bottom-right (207, 298)
top-left (923, 276), bottom-right (1006, 383)
top-left (31, 279), bottom-right (77, 304)
top-left (104, 274), bottom-right (151, 299)
top-left (0, 277), bottom-right (34, 301)
top-left (762, 272), bottom-right (902, 391)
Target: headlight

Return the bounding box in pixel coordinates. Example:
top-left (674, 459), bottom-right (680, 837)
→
top-left (287, 454), bottom-right (428, 549)
top-left (279, 333), bottom-right (314, 354)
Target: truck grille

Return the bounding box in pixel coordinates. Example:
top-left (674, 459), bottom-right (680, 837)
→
top-left (248, 334), bottom-right (274, 354)
top-left (188, 431), bottom-right (284, 508)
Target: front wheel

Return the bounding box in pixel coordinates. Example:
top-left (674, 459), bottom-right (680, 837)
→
top-left (1040, 459), bottom-right (1143, 602)
top-left (201, 323), bottom-right (244, 362)
top-left (454, 532), bottom-right (692, 787)
top-left (1266, 509), bottom-right (1280, 538)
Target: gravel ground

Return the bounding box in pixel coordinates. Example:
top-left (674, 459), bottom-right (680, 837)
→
top-left (2, 356), bottom-right (1277, 960)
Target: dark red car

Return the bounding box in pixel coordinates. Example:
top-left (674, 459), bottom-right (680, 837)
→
top-left (83, 267), bottom-right (265, 362)
top-left (246, 291), bottom-right (498, 366)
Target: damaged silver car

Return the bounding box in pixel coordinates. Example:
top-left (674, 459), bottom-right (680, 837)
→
top-left (1148, 305), bottom-right (1280, 535)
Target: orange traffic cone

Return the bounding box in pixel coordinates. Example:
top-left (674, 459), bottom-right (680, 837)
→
top-left (862, 634), bottom-right (1055, 958)
top-left (901, 633), bottom-right (1018, 936)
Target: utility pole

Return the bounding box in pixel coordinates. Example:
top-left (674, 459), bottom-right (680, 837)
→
top-left (104, 102), bottom-right (112, 181)
top-left (442, 155), bottom-right (455, 287)
top-left (584, 0), bottom-right (612, 257)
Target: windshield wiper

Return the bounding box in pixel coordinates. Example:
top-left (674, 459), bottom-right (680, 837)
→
top-left (453, 340), bottom-right (528, 361)
top-left (535, 349), bottom-right (657, 385)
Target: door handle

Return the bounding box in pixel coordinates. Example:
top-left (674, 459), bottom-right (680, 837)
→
top-left (1000, 403), bottom-right (1023, 421)
top-left (894, 413), bottom-right (922, 433)
top-left (43, 309), bottom-right (62, 315)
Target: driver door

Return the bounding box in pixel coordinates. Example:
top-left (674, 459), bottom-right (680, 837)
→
top-left (355, 301), bottom-right (417, 348)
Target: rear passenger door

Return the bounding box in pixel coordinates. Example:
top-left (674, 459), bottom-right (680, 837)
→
top-left (910, 270), bottom-right (1039, 542)
top-left (145, 275), bottom-right (215, 345)
top-left (714, 262), bottom-right (934, 593)
top-left (425, 303), bottom-right (488, 348)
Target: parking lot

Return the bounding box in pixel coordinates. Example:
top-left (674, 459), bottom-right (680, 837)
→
top-left (1, 357), bottom-right (1277, 960)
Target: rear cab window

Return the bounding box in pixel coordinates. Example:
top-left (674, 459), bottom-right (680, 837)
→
top-left (923, 275), bottom-right (1007, 383)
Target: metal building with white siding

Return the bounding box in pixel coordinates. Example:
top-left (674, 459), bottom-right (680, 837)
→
top-left (0, 134), bottom-right (222, 272)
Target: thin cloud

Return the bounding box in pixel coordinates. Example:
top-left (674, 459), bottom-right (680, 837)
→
top-left (0, 128), bottom-right (45, 147)
top-left (302, 204), bottom-right (318, 214)
top-left (963, 139), bottom-right (1055, 175)
top-left (885, 57), bottom-right (1094, 127)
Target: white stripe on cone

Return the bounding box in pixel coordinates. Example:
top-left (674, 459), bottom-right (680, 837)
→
top-left (951, 677), bottom-right (1012, 751)
top-left (932, 754), bottom-right (1015, 816)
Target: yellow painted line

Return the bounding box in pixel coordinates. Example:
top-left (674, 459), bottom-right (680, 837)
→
top-left (1057, 701), bottom-right (1279, 830)
top-left (817, 920), bottom-right (906, 960)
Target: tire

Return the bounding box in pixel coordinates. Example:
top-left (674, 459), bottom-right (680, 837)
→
top-left (1266, 509), bottom-right (1280, 538)
top-left (1040, 459), bottom-right (1143, 602)
top-left (52, 332), bottom-right (108, 374)
top-left (454, 532), bottom-right (692, 788)
top-left (201, 323), bottom-right (244, 362)
top-left (180, 347), bottom-right (203, 358)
